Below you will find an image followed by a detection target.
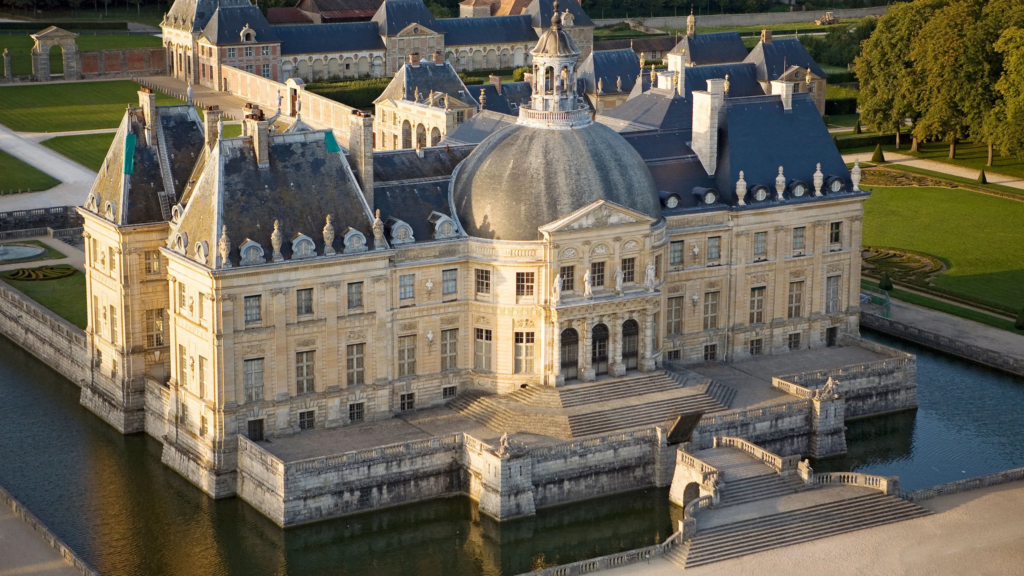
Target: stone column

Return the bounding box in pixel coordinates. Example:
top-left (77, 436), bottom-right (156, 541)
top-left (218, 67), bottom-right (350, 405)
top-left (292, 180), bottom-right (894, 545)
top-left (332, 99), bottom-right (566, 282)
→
top-left (3, 49), bottom-right (11, 81)
top-left (641, 311), bottom-right (656, 371)
top-left (610, 314), bottom-right (625, 377)
top-left (581, 319), bottom-right (595, 382)
top-left (271, 288), bottom-right (289, 401)
top-left (548, 320), bottom-right (562, 387)
top-left (324, 282), bottom-right (340, 391)
top-left (31, 44), bottom-right (49, 82)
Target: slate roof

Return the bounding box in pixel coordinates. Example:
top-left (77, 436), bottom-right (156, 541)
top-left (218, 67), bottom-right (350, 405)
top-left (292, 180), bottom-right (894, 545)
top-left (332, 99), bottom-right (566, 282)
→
top-left (440, 110), bottom-right (518, 145)
top-left (524, 0), bottom-right (592, 28)
top-left (273, 22), bottom-right (384, 54)
top-left (372, 0), bottom-right (439, 35)
top-left (372, 145), bottom-right (475, 183)
top-left (200, 5), bottom-right (279, 45)
top-left (744, 37), bottom-right (826, 80)
top-left (375, 60), bottom-right (478, 107)
top-left (578, 49), bottom-right (640, 95)
top-left (373, 180), bottom-right (455, 243)
top-left (165, 0), bottom-right (251, 33)
top-left (669, 32), bottom-right (748, 66)
top-left (436, 15), bottom-right (537, 45)
top-left (622, 130), bottom-right (694, 162)
top-left (471, 80), bottom-right (531, 115)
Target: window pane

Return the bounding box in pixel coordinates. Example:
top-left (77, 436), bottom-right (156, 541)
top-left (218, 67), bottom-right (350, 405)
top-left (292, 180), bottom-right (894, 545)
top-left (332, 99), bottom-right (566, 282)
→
top-left (670, 241), bottom-right (683, 265)
top-left (516, 272), bottom-right (535, 297)
top-left (793, 227), bottom-right (806, 253)
top-left (297, 289), bottom-right (313, 315)
top-left (560, 266), bottom-right (574, 291)
top-left (591, 262), bottom-right (605, 287)
top-left (750, 287), bottom-right (765, 324)
top-left (296, 351), bottom-right (315, 394)
top-left (788, 281), bottom-right (804, 319)
top-left (753, 232), bottom-right (766, 257)
top-left (244, 358), bottom-right (264, 402)
top-left (398, 335), bottom-right (416, 377)
top-left (441, 329), bottom-right (458, 370)
top-left (347, 343), bottom-right (365, 386)
top-left (475, 269), bottom-right (491, 294)
top-left (442, 269), bottom-right (457, 295)
top-left (475, 328), bottom-right (492, 371)
top-left (703, 292), bottom-right (719, 330)
top-left (667, 297), bottom-right (683, 335)
top-left (621, 258), bottom-right (635, 283)
top-left (399, 274), bottom-right (415, 300)
top-left (707, 237), bottom-right (721, 261)
top-left (348, 282), bottom-right (363, 309)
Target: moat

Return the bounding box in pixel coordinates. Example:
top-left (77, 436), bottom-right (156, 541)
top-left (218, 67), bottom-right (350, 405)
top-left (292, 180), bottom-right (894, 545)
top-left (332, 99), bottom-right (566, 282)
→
top-left (1, 331), bottom-right (1022, 576)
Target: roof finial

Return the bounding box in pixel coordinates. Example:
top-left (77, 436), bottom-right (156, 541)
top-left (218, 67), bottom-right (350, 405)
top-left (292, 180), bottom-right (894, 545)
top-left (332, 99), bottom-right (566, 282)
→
top-left (724, 74), bottom-right (730, 95)
top-left (551, 0), bottom-right (561, 30)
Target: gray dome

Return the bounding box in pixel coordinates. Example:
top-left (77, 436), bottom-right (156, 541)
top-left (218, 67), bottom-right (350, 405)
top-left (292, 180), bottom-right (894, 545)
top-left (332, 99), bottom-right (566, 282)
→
top-left (452, 122), bottom-right (662, 240)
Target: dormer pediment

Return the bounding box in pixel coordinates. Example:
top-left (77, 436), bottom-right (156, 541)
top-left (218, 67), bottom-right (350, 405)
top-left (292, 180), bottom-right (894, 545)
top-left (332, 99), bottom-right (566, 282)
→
top-left (396, 23), bottom-right (439, 37)
top-left (539, 200), bottom-right (655, 234)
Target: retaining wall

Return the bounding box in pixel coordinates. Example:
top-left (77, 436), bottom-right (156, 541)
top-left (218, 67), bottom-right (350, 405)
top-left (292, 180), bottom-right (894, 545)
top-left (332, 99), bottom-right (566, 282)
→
top-left (591, 6), bottom-right (887, 29)
top-left (80, 48), bottom-right (165, 79)
top-left (0, 484), bottom-right (98, 576)
top-left (901, 468), bottom-right (1024, 503)
top-left (0, 281), bottom-right (87, 385)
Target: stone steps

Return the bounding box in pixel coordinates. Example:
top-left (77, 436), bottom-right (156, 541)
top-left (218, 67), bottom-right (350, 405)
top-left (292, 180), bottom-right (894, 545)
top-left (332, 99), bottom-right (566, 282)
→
top-left (716, 473), bottom-right (803, 507)
top-left (448, 392), bottom-right (573, 437)
top-left (510, 372), bottom-right (685, 409)
top-left (684, 493), bottom-right (931, 568)
top-left (663, 541), bottom-right (690, 568)
top-left (704, 380), bottom-right (737, 409)
top-left (567, 393), bottom-right (726, 437)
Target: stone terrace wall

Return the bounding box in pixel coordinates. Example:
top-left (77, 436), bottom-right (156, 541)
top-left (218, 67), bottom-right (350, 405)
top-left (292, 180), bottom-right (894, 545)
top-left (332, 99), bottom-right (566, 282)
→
top-left (901, 468), bottom-right (1024, 503)
top-left (81, 48), bottom-right (165, 79)
top-left (0, 282), bottom-right (87, 385)
top-left (692, 400), bottom-right (812, 457)
top-left (0, 484), bottom-right (98, 576)
top-left (591, 6), bottom-right (888, 29)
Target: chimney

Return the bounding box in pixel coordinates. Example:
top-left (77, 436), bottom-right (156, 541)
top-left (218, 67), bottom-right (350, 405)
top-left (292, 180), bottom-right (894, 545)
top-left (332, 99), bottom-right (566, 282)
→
top-left (523, 72), bottom-right (533, 83)
top-left (408, 52), bottom-right (421, 67)
top-left (244, 105), bottom-right (270, 168)
top-left (204, 105), bottom-right (222, 153)
top-left (433, 50), bottom-right (444, 65)
top-left (138, 87), bottom-right (157, 146)
top-left (348, 111), bottom-right (375, 210)
top-left (691, 78), bottom-right (726, 176)
top-left (656, 70), bottom-right (676, 91)
top-left (489, 74), bottom-right (502, 95)
top-left (761, 29), bottom-right (772, 44)
top-left (771, 80), bottom-right (794, 111)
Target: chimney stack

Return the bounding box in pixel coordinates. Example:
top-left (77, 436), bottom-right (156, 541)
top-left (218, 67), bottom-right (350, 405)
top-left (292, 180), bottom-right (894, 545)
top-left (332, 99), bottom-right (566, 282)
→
top-left (433, 50), bottom-right (444, 65)
top-left (691, 78), bottom-right (726, 176)
top-left (761, 29), bottom-right (772, 44)
top-left (408, 52), bottom-right (421, 67)
top-left (204, 106), bottom-right (222, 153)
top-left (244, 105), bottom-right (270, 168)
top-left (348, 111), bottom-right (375, 210)
top-left (656, 70), bottom-right (677, 91)
top-left (138, 87), bottom-right (157, 147)
top-left (771, 80), bottom-right (794, 111)
top-left (489, 74), bottom-right (502, 95)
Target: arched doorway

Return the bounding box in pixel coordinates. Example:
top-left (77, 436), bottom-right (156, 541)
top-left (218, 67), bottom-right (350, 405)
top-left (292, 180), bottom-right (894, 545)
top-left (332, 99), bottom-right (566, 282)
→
top-left (430, 127), bottom-right (441, 146)
top-left (622, 319), bottom-right (639, 371)
top-left (401, 120), bottom-right (412, 149)
top-left (560, 328), bottom-right (579, 381)
top-left (48, 45), bottom-right (63, 76)
top-left (592, 324), bottom-right (609, 376)
top-left (415, 123), bottom-right (427, 149)
top-left (683, 482), bottom-right (700, 506)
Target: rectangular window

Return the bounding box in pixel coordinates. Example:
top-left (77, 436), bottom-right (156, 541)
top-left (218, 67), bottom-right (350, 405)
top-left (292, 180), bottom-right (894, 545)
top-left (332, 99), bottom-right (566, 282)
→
top-left (398, 335), bottom-right (416, 377)
top-left (349, 402), bottom-right (365, 422)
top-left (749, 338), bottom-right (763, 356)
top-left (198, 356), bottom-right (207, 399)
top-left (299, 410), bottom-right (315, 431)
top-left (399, 274), bottom-right (415, 300)
top-left (400, 392), bottom-right (415, 411)
top-left (792, 227), bottom-right (806, 254)
top-left (347, 343), bottom-right (365, 386)
top-left (670, 241), bottom-right (683, 266)
top-left (560, 265), bottom-right (574, 292)
top-left (145, 308), bottom-right (164, 347)
top-left (826, 275), bottom-right (841, 314)
top-left (456, 110), bottom-right (465, 123)
top-left (707, 237), bottom-right (721, 262)
top-left (200, 414), bottom-right (208, 437)
top-left (621, 258), bottom-right (635, 283)
top-left (245, 64), bottom-right (254, 73)
top-left (243, 358), bottom-right (264, 402)
top-left (347, 282), bottom-right (363, 309)
top-left (591, 261), bottom-right (605, 287)
top-left (179, 282), bottom-right (187, 310)
top-left (442, 269), bottom-right (458, 296)
top-left (296, 351), bottom-right (315, 394)
top-left (244, 46), bottom-right (253, 57)
top-left (247, 419), bottom-right (264, 441)
top-left (655, 254), bottom-right (661, 278)
top-left (145, 250), bottom-right (160, 274)
top-left (753, 232), bottom-right (767, 258)
top-left (91, 239), bottom-right (98, 267)
top-left (666, 296), bottom-right (684, 335)
top-left (474, 328), bottom-right (492, 371)
top-left (262, 63), bottom-right (270, 78)
top-left (297, 288), bottom-right (313, 316)
top-left (93, 296), bottom-right (100, 333)
top-left (178, 344), bottom-right (188, 388)
top-left (109, 247), bottom-right (116, 272)
top-left (788, 332), bottom-right (802, 350)
top-left (703, 343), bottom-right (717, 361)
top-left (475, 269), bottom-right (491, 294)
top-left (788, 281), bottom-right (804, 319)
top-left (261, 45), bottom-right (270, 56)
top-left (109, 306), bottom-right (117, 343)
top-left (516, 272), bottom-right (535, 297)
top-left (244, 295), bottom-right (262, 323)
top-left (227, 47), bottom-right (236, 58)
top-left (703, 291), bottom-right (720, 330)
top-left (198, 292), bottom-right (205, 320)
top-left (514, 331), bottom-right (535, 374)
top-left (442, 385), bottom-right (457, 399)
top-left (749, 287), bottom-right (765, 324)
top-left (441, 329), bottom-right (458, 371)
top-left (830, 222), bottom-right (843, 247)
top-left (666, 349), bottom-right (681, 361)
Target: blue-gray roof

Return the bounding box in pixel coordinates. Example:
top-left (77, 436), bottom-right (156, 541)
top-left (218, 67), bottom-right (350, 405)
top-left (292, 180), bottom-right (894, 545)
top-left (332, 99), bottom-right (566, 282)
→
top-left (441, 111), bottom-right (518, 146)
top-left (670, 32), bottom-right (748, 66)
top-left (525, 0), bottom-right (593, 28)
top-left (372, 0), bottom-right (439, 35)
top-left (273, 22), bottom-right (384, 54)
top-left (744, 37), bottom-right (826, 80)
top-left (437, 15), bottom-right (537, 45)
top-left (201, 5), bottom-right (279, 45)
top-left (472, 80), bottom-right (531, 115)
top-left (578, 49), bottom-right (640, 95)
top-left (681, 62), bottom-right (762, 99)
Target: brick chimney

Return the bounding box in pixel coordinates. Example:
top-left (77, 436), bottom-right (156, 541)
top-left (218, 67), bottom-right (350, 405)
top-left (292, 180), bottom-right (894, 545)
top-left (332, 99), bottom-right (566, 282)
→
top-left (771, 80), bottom-right (794, 111)
top-left (348, 111), bottom-right (374, 210)
top-left (691, 78), bottom-right (726, 176)
top-left (761, 29), bottom-right (772, 44)
top-left (489, 74), bottom-right (502, 95)
top-left (408, 52), bottom-right (421, 67)
top-left (204, 106), bottom-right (222, 153)
top-left (244, 105), bottom-right (270, 168)
top-left (138, 87), bottom-right (157, 146)
top-left (433, 50), bottom-right (444, 65)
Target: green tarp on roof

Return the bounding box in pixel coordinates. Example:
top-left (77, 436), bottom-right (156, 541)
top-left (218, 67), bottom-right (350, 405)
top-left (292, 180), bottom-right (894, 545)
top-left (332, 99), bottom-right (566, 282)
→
top-left (325, 131), bottom-right (341, 153)
top-left (124, 133), bottom-right (136, 175)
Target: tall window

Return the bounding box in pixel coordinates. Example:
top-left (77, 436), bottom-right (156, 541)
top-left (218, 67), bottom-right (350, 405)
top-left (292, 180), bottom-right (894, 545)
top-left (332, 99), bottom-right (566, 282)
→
top-left (826, 275), bottom-right (841, 314)
top-left (179, 345), bottom-right (188, 388)
top-left (591, 261), bottom-right (605, 287)
top-left (244, 46), bottom-right (253, 57)
top-left (830, 222), bottom-right (843, 247)
top-left (475, 269), bottom-right (491, 295)
top-left (198, 356), bottom-right (207, 399)
top-left (753, 232), bottom-right (767, 258)
top-left (749, 338), bottom-right (763, 356)
top-left (703, 291), bottom-right (720, 330)
top-left (621, 258), bottom-right (635, 283)
top-left (144, 250), bottom-right (160, 274)
top-left (109, 306), bottom-right (118, 343)
top-left (296, 351), bottom-right (315, 393)
top-left (145, 309), bottom-right (164, 347)
top-left (516, 272), bottom-right (535, 297)
top-left (655, 254), bottom-right (661, 277)
top-left (441, 329), bottom-right (458, 370)
top-left (560, 265), bottom-right (574, 291)
top-left (93, 296), bottom-right (100, 332)
top-left (198, 292), bottom-right (205, 320)
top-left (442, 269), bottom-right (457, 296)
top-left (399, 274), bottom-right (415, 300)
top-left (514, 332), bottom-right (535, 374)
top-left (91, 239), bottom-right (98, 267)
top-left (244, 295), bottom-right (262, 323)
top-left (109, 247), bottom-right (116, 272)
top-left (750, 287), bottom-right (765, 324)
top-left (227, 47), bottom-right (236, 58)
top-left (788, 281), bottom-right (804, 319)
top-left (707, 237), bottom-right (721, 262)
top-left (347, 343), bottom-right (365, 386)
top-left (347, 282), bottom-right (363, 309)
top-left (261, 63), bottom-right (270, 78)
top-left (667, 296), bottom-right (684, 335)
top-left (670, 241), bottom-right (683, 266)
top-left (179, 282), bottom-right (187, 310)
top-left (297, 288), bottom-right (313, 315)
top-left (788, 332), bottom-right (802, 350)
top-left (792, 227), bottom-right (806, 254)
top-left (243, 358), bottom-right (264, 402)
top-left (398, 335), bottom-right (416, 377)
top-left (475, 328), bottom-right (492, 371)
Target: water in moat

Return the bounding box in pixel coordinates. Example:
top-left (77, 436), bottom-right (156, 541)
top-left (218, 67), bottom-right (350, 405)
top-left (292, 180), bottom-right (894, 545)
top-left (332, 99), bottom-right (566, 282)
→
top-left (1, 330), bottom-right (1022, 576)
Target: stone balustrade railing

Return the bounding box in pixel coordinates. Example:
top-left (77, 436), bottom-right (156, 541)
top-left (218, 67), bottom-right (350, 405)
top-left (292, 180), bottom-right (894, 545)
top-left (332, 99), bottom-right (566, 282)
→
top-left (714, 436), bottom-right (800, 473)
top-left (517, 106), bottom-right (593, 128)
top-left (811, 472), bottom-right (897, 495)
top-left (900, 467), bottom-right (1024, 502)
top-left (677, 449), bottom-right (721, 489)
top-left (698, 399), bottom-right (808, 427)
top-left (771, 377), bottom-right (814, 398)
top-left (287, 433), bottom-right (463, 472)
top-left (520, 531), bottom-right (683, 576)
top-left (782, 356), bottom-right (913, 388)
top-left (530, 426), bottom-right (658, 457)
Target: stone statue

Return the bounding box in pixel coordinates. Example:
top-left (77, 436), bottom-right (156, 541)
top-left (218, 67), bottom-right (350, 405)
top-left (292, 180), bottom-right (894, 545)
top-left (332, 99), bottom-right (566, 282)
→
top-left (851, 159), bottom-right (862, 192)
top-left (496, 432), bottom-right (513, 457)
top-left (639, 52), bottom-right (646, 69)
top-left (815, 377), bottom-right (840, 401)
top-left (414, 87), bottom-right (420, 102)
top-left (186, 81), bottom-right (193, 105)
top-left (276, 91), bottom-right (283, 113)
top-left (614, 267), bottom-right (624, 293)
top-left (616, 75), bottom-right (622, 92)
top-left (597, 77), bottom-right (603, 94)
top-left (583, 270), bottom-right (593, 299)
top-left (218, 225), bottom-right (231, 269)
top-left (271, 219), bottom-right (283, 261)
top-left (552, 274), bottom-right (561, 303)
top-left (775, 166), bottom-right (786, 200)
top-left (644, 263), bottom-right (657, 292)
top-left (372, 209), bottom-right (385, 249)
top-left (736, 170), bottom-right (747, 206)
top-left (323, 215), bottom-right (336, 256)
top-left (724, 73), bottom-right (730, 95)
top-left (562, 8), bottom-right (574, 26)
top-left (444, 93), bottom-right (451, 110)
top-left (813, 163), bottom-right (824, 196)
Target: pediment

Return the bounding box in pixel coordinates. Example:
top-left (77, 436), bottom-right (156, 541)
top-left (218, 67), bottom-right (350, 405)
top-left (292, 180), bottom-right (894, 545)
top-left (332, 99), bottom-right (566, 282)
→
top-left (540, 200), bottom-right (655, 234)
top-left (397, 23), bottom-right (439, 37)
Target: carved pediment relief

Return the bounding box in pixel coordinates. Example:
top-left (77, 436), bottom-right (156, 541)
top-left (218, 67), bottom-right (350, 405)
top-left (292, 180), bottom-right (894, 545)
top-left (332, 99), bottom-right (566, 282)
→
top-left (540, 200), bottom-right (653, 234)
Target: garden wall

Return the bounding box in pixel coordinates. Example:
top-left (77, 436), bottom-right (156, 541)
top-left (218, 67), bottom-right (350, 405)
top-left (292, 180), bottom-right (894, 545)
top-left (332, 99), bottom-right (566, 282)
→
top-left (79, 47), bottom-right (165, 79)
top-left (0, 281), bottom-right (87, 385)
top-left (592, 6), bottom-right (888, 30)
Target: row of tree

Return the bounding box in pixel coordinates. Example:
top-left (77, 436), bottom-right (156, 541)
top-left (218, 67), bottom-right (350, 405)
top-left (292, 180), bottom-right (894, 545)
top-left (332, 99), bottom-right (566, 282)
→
top-left (856, 0), bottom-right (1024, 163)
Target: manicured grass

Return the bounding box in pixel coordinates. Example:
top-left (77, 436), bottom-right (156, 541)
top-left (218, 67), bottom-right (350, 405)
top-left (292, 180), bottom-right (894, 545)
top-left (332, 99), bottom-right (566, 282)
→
top-left (861, 279), bottom-right (1023, 335)
top-left (306, 77), bottom-right (393, 109)
top-left (847, 154), bottom-right (1024, 199)
top-left (41, 132), bottom-right (115, 171)
top-left (828, 114), bottom-right (860, 127)
top-left (222, 124), bottom-right (242, 138)
top-left (871, 141), bottom-right (1024, 182)
top-left (0, 80), bottom-right (183, 132)
top-left (0, 33), bottom-right (162, 77)
top-left (0, 239), bottom-right (67, 262)
top-left (0, 264), bottom-right (87, 328)
top-left (862, 186), bottom-right (1024, 311)
top-left (0, 149), bottom-right (60, 192)
top-left (682, 20), bottom-right (861, 36)
top-left (594, 23), bottom-right (663, 41)
top-left (825, 84), bottom-right (859, 100)
top-left (0, 6), bottom-right (166, 27)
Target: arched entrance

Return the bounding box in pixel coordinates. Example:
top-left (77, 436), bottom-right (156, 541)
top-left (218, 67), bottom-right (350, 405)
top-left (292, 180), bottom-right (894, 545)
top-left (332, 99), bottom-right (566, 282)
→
top-left (592, 324), bottom-right (609, 376)
top-left (430, 127), bottom-right (441, 146)
top-left (48, 45), bottom-right (63, 75)
top-left (30, 26), bottom-right (80, 81)
top-left (415, 123), bottom-right (427, 149)
top-left (683, 482), bottom-right (700, 506)
top-left (560, 328), bottom-right (579, 381)
top-left (401, 120), bottom-right (412, 149)
top-left (622, 319), bottom-right (639, 371)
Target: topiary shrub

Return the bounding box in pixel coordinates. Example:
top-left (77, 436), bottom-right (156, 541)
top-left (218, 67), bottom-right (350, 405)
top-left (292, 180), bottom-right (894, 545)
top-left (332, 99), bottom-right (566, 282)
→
top-left (511, 66), bottom-right (530, 82)
top-left (977, 169), bottom-right (987, 184)
top-left (1016, 306), bottom-right (1024, 331)
top-left (878, 271), bottom-right (893, 292)
top-left (871, 143), bottom-right (886, 163)
top-left (4, 265), bottom-right (75, 282)
top-left (854, 119), bottom-right (862, 134)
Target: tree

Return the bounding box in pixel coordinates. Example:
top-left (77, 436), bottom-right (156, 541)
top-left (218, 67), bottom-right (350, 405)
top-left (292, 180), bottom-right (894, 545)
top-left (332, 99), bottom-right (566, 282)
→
top-left (878, 271), bottom-right (893, 292)
top-left (991, 28), bottom-right (1024, 160)
top-left (871, 143), bottom-right (885, 162)
top-left (854, 119), bottom-right (862, 134)
top-left (977, 169), bottom-right (987, 183)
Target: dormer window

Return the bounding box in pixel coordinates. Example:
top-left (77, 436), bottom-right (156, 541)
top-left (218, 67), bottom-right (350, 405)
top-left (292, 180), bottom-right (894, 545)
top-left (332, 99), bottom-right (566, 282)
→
top-left (828, 177), bottom-right (846, 194)
top-left (104, 201), bottom-right (117, 221)
top-left (292, 234), bottom-right (315, 259)
top-left (240, 24), bottom-right (256, 43)
top-left (173, 232), bottom-right (188, 254)
top-left (239, 239), bottom-right (264, 266)
top-left (343, 228), bottom-right (368, 254)
top-left (752, 186), bottom-right (769, 203)
top-left (790, 182), bottom-right (808, 198)
top-left (428, 211), bottom-right (458, 240)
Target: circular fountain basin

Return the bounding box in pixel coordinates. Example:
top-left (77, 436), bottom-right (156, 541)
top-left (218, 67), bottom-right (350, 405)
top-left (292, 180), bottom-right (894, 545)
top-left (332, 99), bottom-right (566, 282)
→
top-left (0, 243), bottom-right (46, 263)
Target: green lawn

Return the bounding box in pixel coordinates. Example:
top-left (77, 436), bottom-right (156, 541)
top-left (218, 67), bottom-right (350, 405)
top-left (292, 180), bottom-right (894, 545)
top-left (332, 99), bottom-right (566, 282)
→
top-left (0, 80), bottom-right (183, 132)
top-left (828, 113), bottom-right (860, 127)
top-left (306, 77), bottom-right (393, 109)
top-left (0, 150), bottom-right (60, 192)
top-left (0, 239), bottom-right (67, 262)
top-left (41, 132), bottom-right (115, 171)
top-left (0, 6), bottom-right (166, 27)
top-left (862, 185), bottom-right (1024, 311)
top-left (678, 19), bottom-right (861, 36)
top-left (868, 141), bottom-right (1024, 181)
top-left (0, 33), bottom-right (162, 77)
top-left (861, 279), bottom-right (1023, 334)
top-left (222, 124), bottom-right (242, 138)
top-left (0, 265), bottom-right (87, 328)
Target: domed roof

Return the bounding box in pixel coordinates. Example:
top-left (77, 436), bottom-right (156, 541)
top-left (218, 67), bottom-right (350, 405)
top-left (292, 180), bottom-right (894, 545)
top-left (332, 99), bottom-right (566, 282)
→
top-left (452, 122), bottom-right (662, 240)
